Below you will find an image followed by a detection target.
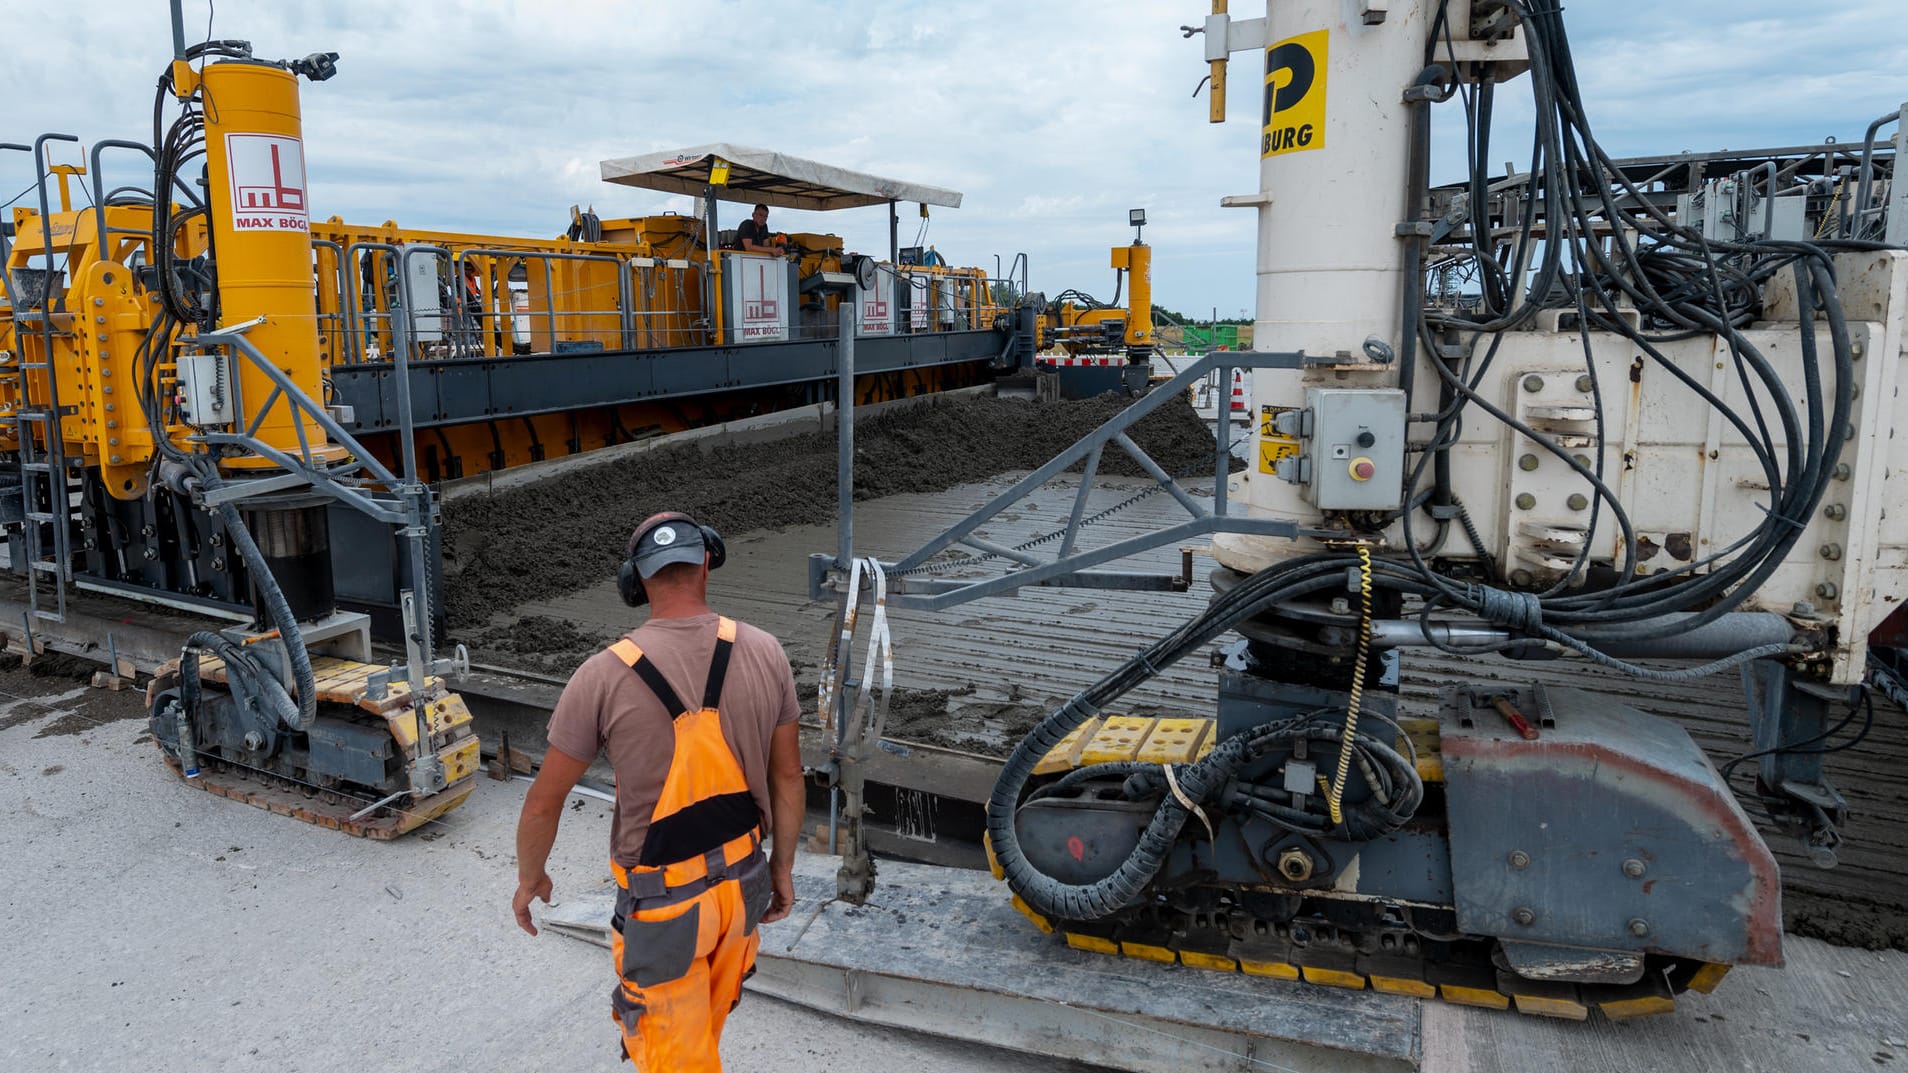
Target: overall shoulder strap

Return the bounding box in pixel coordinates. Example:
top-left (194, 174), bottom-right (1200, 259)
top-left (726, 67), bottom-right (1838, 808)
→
top-left (609, 638), bottom-right (689, 719)
top-left (700, 617), bottom-right (739, 711)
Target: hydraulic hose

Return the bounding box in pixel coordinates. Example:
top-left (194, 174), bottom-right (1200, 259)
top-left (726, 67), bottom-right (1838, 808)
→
top-left (212, 498), bottom-right (318, 731)
top-left (181, 629), bottom-right (301, 730)
top-left (987, 557), bottom-right (1369, 921)
top-left (178, 458), bottom-right (318, 733)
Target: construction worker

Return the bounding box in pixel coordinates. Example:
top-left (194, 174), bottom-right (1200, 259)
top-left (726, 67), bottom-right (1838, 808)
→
top-left (512, 511), bottom-right (804, 1071)
top-left (735, 203), bottom-right (788, 254)
top-left (458, 260), bottom-right (484, 352)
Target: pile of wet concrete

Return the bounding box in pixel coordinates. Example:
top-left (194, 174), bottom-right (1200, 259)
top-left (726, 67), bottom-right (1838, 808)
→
top-left (442, 391), bottom-right (1224, 630)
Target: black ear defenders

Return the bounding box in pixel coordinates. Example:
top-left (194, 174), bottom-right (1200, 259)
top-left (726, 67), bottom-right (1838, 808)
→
top-left (617, 512), bottom-right (727, 608)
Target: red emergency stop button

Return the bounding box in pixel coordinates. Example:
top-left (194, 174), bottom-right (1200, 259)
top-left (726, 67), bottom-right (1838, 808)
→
top-left (1350, 457), bottom-right (1376, 481)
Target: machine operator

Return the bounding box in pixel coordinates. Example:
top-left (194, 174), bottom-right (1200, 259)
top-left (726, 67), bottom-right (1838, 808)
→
top-left (735, 202), bottom-right (789, 254)
top-left (512, 512), bottom-right (804, 1071)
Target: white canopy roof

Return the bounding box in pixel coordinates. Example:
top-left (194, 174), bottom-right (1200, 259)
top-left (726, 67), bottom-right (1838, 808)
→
top-left (599, 143), bottom-right (962, 212)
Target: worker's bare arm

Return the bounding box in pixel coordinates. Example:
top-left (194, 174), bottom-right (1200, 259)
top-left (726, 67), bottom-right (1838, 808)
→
top-left (764, 720), bottom-right (804, 923)
top-left (511, 745), bottom-right (593, 935)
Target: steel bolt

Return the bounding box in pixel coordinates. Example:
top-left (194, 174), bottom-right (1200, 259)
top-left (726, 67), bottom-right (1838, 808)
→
top-left (1820, 543), bottom-right (1843, 561)
top-left (1793, 601), bottom-right (1818, 617)
top-left (1567, 493), bottom-right (1589, 511)
top-left (243, 731), bottom-right (264, 751)
top-left (1329, 597), bottom-right (1351, 616)
top-left (1621, 858), bottom-right (1646, 878)
top-left (1518, 453), bottom-right (1539, 472)
top-left (109, 454), bottom-right (122, 464)
top-left (1824, 503), bottom-right (1847, 521)
top-left (1627, 918), bottom-right (1650, 937)
top-left (1508, 850), bottom-right (1531, 870)
top-left (108, 437), bottom-right (119, 447)
top-left (1574, 454), bottom-right (1592, 468)
top-left (92, 298), bottom-right (104, 308)
top-left (1510, 568), bottom-right (1536, 587)
top-left (1515, 493), bottom-right (1537, 510)
top-left (1522, 375), bottom-right (1545, 393)
top-left (1511, 906), bottom-right (1536, 927)
top-left (1278, 848), bottom-right (1315, 883)
top-left (1832, 464), bottom-right (1852, 481)
top-left (1575, 374), bottom-right (1594, 393)
top-left (1817, 582), bottom-right (1840, 600)
top-left (210, 557), bottom-right (225, 571)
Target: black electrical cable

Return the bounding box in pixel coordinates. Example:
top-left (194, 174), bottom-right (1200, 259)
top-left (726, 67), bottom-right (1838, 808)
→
top-left (1718, 688), bottom-right (1874, 786)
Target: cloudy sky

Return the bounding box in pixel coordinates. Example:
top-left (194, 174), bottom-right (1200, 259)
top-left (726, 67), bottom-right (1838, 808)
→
top-left (5, 2), bottom-right (1904, 317)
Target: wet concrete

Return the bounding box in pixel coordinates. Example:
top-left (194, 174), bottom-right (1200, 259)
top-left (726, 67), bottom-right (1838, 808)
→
top-left (441, 391), bottom-right (1226, 629)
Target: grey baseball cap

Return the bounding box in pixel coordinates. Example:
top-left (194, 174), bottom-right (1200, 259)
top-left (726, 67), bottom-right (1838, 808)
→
top-left (629, 518), bottom-right (708, 578)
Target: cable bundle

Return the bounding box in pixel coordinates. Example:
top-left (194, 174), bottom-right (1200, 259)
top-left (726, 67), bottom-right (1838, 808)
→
top-left (1399, 0), bottom-right (1873, 652)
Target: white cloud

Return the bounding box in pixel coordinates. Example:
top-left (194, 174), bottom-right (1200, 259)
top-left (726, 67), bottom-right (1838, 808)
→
top-left (4, 1), bottom-right (1902, 316)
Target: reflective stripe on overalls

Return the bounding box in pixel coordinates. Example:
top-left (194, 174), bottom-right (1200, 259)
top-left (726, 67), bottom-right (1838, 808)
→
top-left (605, 616), bottom-right (772, 1073)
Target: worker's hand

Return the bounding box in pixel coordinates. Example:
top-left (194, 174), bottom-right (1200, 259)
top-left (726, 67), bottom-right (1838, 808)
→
top-left (513, 870), bottom-right (554, 936)
top-left (762, 860), bottom-right (796, 924)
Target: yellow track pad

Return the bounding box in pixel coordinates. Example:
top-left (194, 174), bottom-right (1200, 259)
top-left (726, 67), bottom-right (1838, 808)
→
top-left (1081, 716), bottom-right (1155, 764)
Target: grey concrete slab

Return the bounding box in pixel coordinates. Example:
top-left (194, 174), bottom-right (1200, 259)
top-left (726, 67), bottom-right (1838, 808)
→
top-left (1421, 939), bottom-right (1908, 1073)
top-left (545, 855), bottom-right (1420, 1073)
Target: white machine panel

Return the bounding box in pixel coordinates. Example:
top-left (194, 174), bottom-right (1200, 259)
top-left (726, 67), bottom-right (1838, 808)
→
top-left (402, 247), bottom-right (445, 342)
top-left (857, 265), bottom-right (896, 336)
top-left (723, 253), bottom-right (791, 343)
top-left (906, 273), bottom-right (930, 332)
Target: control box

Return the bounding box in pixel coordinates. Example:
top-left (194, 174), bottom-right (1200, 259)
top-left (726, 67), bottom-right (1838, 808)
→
top-left (176, 351), bottom-right (234, 427)
top-left (1274, 388), bottom-right (1406, 510)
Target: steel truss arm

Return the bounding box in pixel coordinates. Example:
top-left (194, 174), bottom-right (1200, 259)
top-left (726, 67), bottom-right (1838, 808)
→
top-left (813, 351), bottom-right (1328, 611)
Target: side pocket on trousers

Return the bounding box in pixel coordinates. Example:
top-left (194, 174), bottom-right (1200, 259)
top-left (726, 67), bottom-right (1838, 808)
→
top-left (610, 983), bottom-right (646, 1033)
top-left (738, 856), bottom-right (772, 935)
top-left (620, 902), bottom-right (702, 987)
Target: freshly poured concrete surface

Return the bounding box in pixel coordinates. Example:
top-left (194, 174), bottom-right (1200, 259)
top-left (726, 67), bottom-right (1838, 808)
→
top-left (0, 668), bottom-right (1096, 1073)
top-left (501, 472), bottom-right (1224, 716)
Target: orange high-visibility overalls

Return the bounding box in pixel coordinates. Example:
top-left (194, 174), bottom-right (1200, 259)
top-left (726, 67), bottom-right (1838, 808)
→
top-left (605, 617), bottom-right (772, 1071)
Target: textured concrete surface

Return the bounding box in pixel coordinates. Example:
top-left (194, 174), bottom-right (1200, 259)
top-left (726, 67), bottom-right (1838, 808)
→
top-left (0, 666), bottom-right (1101, 1073)
top-left (3, 639), bottom-right (1905, 1073)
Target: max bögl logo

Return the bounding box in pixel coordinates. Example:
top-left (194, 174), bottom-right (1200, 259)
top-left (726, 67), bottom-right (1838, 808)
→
top-left (226, 133), bottom-right (310, 231)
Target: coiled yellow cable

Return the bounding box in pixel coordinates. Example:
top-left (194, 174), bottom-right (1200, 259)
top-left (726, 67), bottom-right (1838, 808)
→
top-left (1328, 546), bottom-right (1374, 826)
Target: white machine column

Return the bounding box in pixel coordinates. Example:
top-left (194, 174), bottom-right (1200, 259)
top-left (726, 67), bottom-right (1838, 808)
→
top-left (1211, 0), bottom-right (1437, 575)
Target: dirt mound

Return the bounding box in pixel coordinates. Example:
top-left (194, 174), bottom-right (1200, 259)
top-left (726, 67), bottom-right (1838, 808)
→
top-left (468, 615), bottom-right (622, 678)
top-left (442, 391), bottom-right (1223, 628)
